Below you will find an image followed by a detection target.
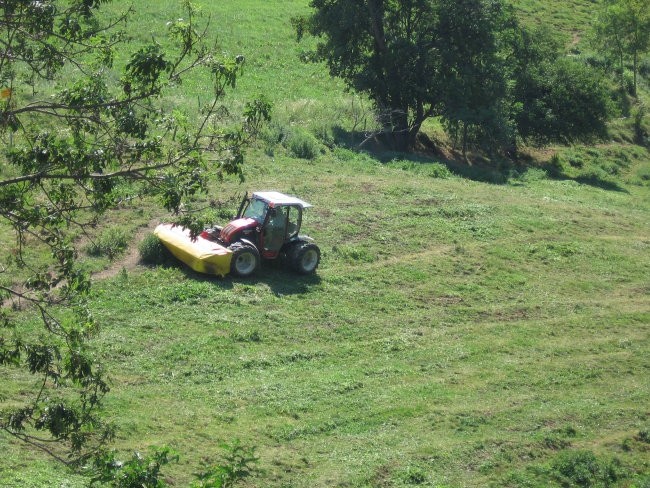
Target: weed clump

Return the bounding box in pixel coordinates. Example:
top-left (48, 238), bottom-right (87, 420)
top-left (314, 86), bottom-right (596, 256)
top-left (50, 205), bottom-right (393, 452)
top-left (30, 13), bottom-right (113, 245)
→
top-left (551, 450), bottom-right (624, 487)
top-left (286, 128), bottom-right (321, 159)
top-left (138, 233), bottom-right (170, 265)
top-left (86, 227), bottom-right (129, 260)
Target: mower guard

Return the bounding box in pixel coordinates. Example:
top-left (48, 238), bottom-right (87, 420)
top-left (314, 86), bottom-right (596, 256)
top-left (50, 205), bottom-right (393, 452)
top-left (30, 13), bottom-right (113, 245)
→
top-left (154, 223), bottom-right (232, 277)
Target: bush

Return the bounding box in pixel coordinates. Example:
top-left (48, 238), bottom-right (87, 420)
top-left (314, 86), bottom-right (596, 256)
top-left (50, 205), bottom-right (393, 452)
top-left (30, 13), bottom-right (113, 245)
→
top-left (633, 104), bottom-right (649, 145)
top-left (193, 440), bottom-right (259, 488)
top-left (623, 70), bottom-right (636, 96)
top-left (639, 58), bottom-right (650, 79)
top-left (138, 233), bottom-right (170, 265)
top-left (92, 447), bottom-right (178, 487)
top-left (285, 128), bottom-right (321, 159)
top-left (514, 58), bottom-right (611, 145)
top-left (260, 120), bottom-right (289, 146)
top-left (86, 227), bottom-right (130, 260)
top-left (312, 122), bottom-right (335, 148)
top-left (546, 154), bottom-right (565, 177)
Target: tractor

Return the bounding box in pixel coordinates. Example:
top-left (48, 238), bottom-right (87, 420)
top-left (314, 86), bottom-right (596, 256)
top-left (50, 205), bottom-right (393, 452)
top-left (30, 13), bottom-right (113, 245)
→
top-left (155, 191), bottom-right (320, 278)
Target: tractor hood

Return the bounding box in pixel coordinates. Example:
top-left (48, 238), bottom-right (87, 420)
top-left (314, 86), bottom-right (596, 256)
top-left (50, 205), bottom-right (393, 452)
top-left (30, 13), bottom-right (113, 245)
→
top-left (219, 217), bottom-right (257, 244)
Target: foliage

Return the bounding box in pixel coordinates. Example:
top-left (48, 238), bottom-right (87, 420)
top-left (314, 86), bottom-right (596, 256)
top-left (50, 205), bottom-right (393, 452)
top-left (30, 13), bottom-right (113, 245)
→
top-left (591, 0), bottom-right (650, 96)
top-left (296, 0), bottom-right (612, 154)
top-left (285, 128), bottom-right (321, 159)
top-left (192, 441), bottom-right (259, 488)
top-left (138, 233), bottom-right (170, 265)
top-left (1, 0), bottom-right (649, 486)
top-left (2, 137), bottom-right (648, 486)
top-left (0, 0), bottom-right (269, 467)
top-left (294, 0), bottom-right (442, 151)
top-left (437, 0), bottom-right (514, 155)
top-left (90, 447), bottom-right (178, 488)
top-left (512, 57), bottom-right (612, 145)
top-left (89, 441), bottom-right (258, 487)
top-left (632, 102), bottom-right (649, 145)
top-left (551, 450), bottom-right (624, 487)
top-left (86, 227), bottom-right (130, 260)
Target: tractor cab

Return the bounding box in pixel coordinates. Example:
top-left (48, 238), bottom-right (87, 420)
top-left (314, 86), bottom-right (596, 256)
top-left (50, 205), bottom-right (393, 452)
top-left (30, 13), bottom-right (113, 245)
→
top-left (236, 191), bottom-right (311, 258)
top-left (209, 191), bottom-right (320, 277)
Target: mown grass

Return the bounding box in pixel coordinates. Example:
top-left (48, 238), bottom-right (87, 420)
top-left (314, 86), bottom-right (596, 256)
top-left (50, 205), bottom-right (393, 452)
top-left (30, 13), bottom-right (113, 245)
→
top-left (3, 146), bottom-right (649, 487)
top-left (1, 0), bottom-right (650, 487)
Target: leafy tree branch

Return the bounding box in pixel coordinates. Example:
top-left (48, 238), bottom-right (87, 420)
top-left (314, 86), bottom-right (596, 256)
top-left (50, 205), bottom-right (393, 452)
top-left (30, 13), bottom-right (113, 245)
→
top-left (0, 0), bottom-right (270, 468)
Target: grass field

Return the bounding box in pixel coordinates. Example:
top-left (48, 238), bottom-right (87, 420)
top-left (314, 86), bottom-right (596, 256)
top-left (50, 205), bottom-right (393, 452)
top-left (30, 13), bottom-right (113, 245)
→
top-left (1, 0), bottom-right (650, 487)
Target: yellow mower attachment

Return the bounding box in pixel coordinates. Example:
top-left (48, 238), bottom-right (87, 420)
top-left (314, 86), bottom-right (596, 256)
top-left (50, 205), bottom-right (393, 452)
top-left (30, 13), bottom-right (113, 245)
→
top-left (154, 223), bottom-right (233, 277)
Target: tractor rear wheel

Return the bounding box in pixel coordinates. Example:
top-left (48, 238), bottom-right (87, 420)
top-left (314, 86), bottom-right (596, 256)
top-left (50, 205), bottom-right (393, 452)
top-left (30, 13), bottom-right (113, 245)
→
top-left (230, 242), bottom-right (260, 277)
top-left (288, 242), bottom-right (320, 274)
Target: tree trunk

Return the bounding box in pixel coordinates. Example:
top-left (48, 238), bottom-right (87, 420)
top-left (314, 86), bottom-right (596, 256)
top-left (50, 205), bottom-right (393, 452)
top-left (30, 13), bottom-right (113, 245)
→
top-left (633, 50), bottom-right (638, 97)
top-left (462, 122), bottom-right (469, 159)
top-left (387, 109), bottom-right (410, 151)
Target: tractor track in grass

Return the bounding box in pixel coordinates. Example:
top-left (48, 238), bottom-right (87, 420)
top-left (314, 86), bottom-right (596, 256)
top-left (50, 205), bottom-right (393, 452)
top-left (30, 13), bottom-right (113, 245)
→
top-left (363, 245), bottom-right (455, 270)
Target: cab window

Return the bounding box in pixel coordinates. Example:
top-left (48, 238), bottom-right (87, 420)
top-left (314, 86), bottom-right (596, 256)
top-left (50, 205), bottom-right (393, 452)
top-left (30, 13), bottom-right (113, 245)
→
top-left (263, 206), bottom-right (288, 252)
top-left (242, 198), bottom-right (268, 223)
top-left (287, 206), bottom-right (300, 238)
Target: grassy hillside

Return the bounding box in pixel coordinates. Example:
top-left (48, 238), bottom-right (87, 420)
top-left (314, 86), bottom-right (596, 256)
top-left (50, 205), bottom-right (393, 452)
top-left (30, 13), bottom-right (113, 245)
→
top-left (4, 150), bottom-right (648, 488)
top-left (1, 0), bottom-right (649, 487)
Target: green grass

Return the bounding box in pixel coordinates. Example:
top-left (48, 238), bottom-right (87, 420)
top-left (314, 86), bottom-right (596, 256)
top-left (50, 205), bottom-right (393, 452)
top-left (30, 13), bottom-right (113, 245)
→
top-left (2, 0), bottom-right (650, 487)
top-left (5, 147), bottom-right (649, 486)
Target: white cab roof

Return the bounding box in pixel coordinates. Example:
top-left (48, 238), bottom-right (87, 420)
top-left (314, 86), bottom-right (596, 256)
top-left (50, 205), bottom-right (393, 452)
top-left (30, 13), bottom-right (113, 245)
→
top-left (252, 191), bottom-right (312, 208)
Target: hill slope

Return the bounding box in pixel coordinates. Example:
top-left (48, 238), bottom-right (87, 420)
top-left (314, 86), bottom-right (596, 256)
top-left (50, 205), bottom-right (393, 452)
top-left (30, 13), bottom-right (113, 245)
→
top-left (1, 0), bottom-right (649, 487)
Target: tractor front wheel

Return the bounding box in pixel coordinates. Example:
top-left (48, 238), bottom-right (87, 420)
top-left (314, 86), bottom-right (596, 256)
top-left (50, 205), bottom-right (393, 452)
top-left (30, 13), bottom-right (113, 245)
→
top-left (230, 242), bottom-right (260, 278)
top-left (288, 242), bottom-right (321, 274)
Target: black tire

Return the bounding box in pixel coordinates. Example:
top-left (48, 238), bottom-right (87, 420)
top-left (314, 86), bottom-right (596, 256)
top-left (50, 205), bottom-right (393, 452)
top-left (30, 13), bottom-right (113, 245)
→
top-left (288, 242), bottom-right (321, 274)
top-left (229, 242), bottom-right (260, 277)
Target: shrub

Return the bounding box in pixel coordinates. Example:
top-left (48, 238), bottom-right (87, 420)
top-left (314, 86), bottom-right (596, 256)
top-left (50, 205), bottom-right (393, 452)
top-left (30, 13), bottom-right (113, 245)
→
top-left (623, 70), bottom-right (636, 96)
top-left (546, 154), bottom-right (565, 177)
top-left (86, 227), bottom-right (130, 260)
top-left (632, 104), bottom-right (648, 145)
top-left (193, 440), bottom-right (259, 488)
top-left (92, 446), bottom-right (178, 487)
top-left (260, 120), bottom-right (289, 146)
top-left (639, 58), bottom-right (650, 79)
top-left (312, 122), bottom-right (335, 148)
top-left (286, 128), bottom-right (321, 159)
top-left (138, 232), bottom-right (170, 265)
top-left (514, 58), bottom-right (611, 145)
top-left (637, 430), bottom-right (650, 444)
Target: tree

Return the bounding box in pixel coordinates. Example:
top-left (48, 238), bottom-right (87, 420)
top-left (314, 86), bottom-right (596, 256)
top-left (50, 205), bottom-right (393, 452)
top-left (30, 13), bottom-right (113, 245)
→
top-left (512, 57), bottom-right (611, 146)
top-left (294, 0), bottom-right (442, 151)
top-left (0, 0), bottom-right (269, 467)
top-left (436, 0), bottom-right (514, 156)
top-left (296, 0), bottom-right (612, 155)
top-left (509, 26), bottom-right (612, 146)
top-left (592, 0), bottom-right (650, 96)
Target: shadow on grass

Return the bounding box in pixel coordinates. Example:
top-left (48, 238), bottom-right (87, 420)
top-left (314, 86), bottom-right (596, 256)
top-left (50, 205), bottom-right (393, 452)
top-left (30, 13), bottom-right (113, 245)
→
top-left (331, 126), bottom-right (631, 192)
top-left (572, 174), bottom-right (629, 193)
top-left (171, 258), bottom-right (321, 296)
top-left (252, 264), bottom-right (322, 296)
top-left (333, 126), bottom-right (529, 184)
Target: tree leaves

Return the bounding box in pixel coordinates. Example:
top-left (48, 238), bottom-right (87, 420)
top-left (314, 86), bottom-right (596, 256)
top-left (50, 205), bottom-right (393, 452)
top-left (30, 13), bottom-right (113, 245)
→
top-left (0, 0), bottom-right (270, 467)
top-left (298, 0), bottom-right (612, 153)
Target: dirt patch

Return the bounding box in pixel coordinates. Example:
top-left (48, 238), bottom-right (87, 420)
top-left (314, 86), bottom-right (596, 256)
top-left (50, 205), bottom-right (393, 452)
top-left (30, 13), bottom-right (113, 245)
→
top-left (92, 221), bottom-right (158, 281)
top-left (1, 221), bottom-right (159, 310)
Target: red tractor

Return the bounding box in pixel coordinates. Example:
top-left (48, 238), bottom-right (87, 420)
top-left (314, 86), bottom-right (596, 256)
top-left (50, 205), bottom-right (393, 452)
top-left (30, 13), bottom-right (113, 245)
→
top-left (155, 191), bottom-right (320, 278)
